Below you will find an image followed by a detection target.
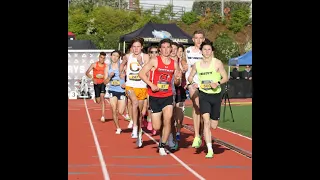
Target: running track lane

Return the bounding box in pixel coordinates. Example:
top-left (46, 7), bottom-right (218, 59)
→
top-left (68, 99), bottom-right (252, 180)
top-left (68, 100), bottom-right (109, 179)
top-left (184, 99), bottom-right (252, 152)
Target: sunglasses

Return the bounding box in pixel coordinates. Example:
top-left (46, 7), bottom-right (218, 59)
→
top-left (150, 51), bottom-right (158, 54)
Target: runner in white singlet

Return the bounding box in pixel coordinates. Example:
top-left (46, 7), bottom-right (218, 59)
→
top-left (182, 30), bottom-right (206, 149)
top-left (120, 37), bottom-right (149, 148)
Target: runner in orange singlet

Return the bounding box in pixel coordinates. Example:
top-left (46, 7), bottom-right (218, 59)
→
top-left (85, 52), bottom-right (108, 122)
top-left (139, 39), bottom-right (181, 156)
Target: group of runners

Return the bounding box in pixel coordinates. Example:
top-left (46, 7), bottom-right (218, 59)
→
top-left (85, 30), bottom-right (228, 158)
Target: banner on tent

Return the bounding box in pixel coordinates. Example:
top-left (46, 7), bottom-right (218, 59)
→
top-left (68, 50), bottom-right (114, 98)
top-left (143, 37), bottom-right (189, 43)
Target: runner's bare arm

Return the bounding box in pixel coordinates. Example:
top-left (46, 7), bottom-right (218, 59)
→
top-left (217, 59), bottom-right (228, 85)
top-left (138, 58), bottom-right (157, 87)
top-left (187, 64), bottom-right (197, 84)
top-left (85, 63), bottom-right (95, 79)
top-left (143, 53), bottom-right (150, 65)
top-left (103, 66), bottom-right (112, 84)
top-left (174, 61), bottom-right (182, 86)
top-left (119, 54), bottom-right (128, 73)
top-left (181, 51), bottom-right (187, 64)
top-left (142, 54), bottom-right (151, 78)
top-left (181, 51), bottom-right (188, 72)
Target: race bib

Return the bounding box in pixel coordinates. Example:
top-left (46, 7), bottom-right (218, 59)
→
top-left (200, 80), bottom-right (212, 90)
top-left (157, 81), bottom-right (169, 91)
top-left (128, 73), bottom-right (141, 81)
top-left (111, 80), bottom-right (120, 86)
top-left (96, 74), bottom-right (104, 79)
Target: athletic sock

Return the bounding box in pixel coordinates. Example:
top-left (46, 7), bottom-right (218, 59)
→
top-left (159, 142), bottom-right (166, 148)
top-left (207, 143), bottom-right (213, 151)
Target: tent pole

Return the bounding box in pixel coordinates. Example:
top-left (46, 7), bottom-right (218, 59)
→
top-left (123, 41), bottom-right (126, 53)
top-left (228, 66), bottom-right (231, 79)
top-left (118, 43), bottom-right (120, 50)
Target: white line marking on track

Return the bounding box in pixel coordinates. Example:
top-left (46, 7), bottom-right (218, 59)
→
top-left (143, 131), bottom-right (206, 180)
top-left (84, 99), bottom-right (110, 180)
top-left (184, 116), bottom-right (252, 140)
top-left (182, 125), bottom-right (252, 160)
top-left (108, 98), bottom-right (205, 180)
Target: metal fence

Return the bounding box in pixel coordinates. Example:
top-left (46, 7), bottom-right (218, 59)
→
top-left (126, 3), bottom-right (186, 20)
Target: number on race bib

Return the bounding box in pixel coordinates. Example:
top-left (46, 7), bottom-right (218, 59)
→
top-left (111, 80), bottom-right (120, 86)
top-left (128, 73), bottom-right (141, 81)
top-left (96, 74), bottom-right (104, 79)
top-left (157, 81), bottom-right (169, 91)
top-left (200, 80), bottom-right (212, 90)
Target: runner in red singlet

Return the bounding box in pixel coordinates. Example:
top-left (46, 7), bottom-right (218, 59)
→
top-left (85, 52), bottom-right (108, 122)
top-left (139, 39), bottom-right (181, 156)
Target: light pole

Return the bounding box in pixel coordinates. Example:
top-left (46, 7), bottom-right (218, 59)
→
top-left (221, 0), bottom-right (224, 19)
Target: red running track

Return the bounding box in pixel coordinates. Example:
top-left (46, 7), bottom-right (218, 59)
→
top-left (68, 99), bottom-right (252, 180)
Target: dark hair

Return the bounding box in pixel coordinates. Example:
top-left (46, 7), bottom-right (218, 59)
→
top-left (171, 42), bottom-right (179, 48)
top-left (148, 45), bottom-right (158, 53)
top-left (111, 50), bottom-right (122, 57)
top-left (177, 43), bottom-right (185, 51)
top-left (193, 30), bottom-right (205, 37)
top-left (200, 39), bottom-right (215, 51)
top-left (99, 52), bottom-right (106, 56)
top-left (131, 37), bottom-right (144, 46)
top-left (159, 38), bottom-right (173, 47)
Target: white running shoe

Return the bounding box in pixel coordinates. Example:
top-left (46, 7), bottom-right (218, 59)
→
top-left (127, 120), bottom-right (133, 128)
top-left (131, 127), bottom-right (138, 138)
top-left (101, 116), bottom-right (105, 122)
top-left (159, 148), bottom-right (167, 156)
top-left (136, 133), bottom-right (143, 147)
top-left (115, 128), bottom-right (122, 134)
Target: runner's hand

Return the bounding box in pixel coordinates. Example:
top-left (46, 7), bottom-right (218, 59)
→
top-left (109, 72), bottom-right (115, 78)
top-left (122, 55), bottom-right (128, 63)
top-left (192, 83), bottom-right (198, 89)
top-left (210, 82), bottom-right (219, 89)
top-left (151, 84), bottom-right (159, 92)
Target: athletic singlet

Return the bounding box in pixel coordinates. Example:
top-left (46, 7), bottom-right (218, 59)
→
top-left (195, 58), bottom-right (222, 94)
top-left (148, 56), bottom-right (175, 97)
top-left (108, 61), bottom-right (125, 93)
top-left (93, 62), bottom-right (107, 84)
top-left (185, 46), bottom-right (203, 84)
top-left (125, 53), bottom-right (147, 88)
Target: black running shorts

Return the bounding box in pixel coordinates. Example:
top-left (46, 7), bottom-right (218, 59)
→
top-left (199, 91), bottom-right (222, 120)
top-left (149, 96), bottom-right (174, 113)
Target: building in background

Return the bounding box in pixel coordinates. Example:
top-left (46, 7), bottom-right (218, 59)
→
top-left (127, 0), bottom-right (251, 13)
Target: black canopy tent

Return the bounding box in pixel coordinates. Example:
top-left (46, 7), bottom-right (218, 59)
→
top-left (68, 40), bottom-right (97, 49)
top-left (119, 21), bottom-right (193, 52)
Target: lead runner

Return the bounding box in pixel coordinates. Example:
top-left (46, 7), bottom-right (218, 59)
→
top-left (139, 38), bottom-right (181, 155)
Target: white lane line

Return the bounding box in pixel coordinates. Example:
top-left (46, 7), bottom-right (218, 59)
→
top-left (107, 98), bottom-right (206, 180)
top-left (84, 99), bottom-right (110, 180)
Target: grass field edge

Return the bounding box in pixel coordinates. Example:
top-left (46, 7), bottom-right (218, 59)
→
top-left (184, 115), bottom-right (252, 140)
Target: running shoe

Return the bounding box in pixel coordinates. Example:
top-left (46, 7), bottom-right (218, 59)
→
top-left (191, 136), bottom-right (202, 148)
top-left (205, 149), bottom-right (214, 158)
